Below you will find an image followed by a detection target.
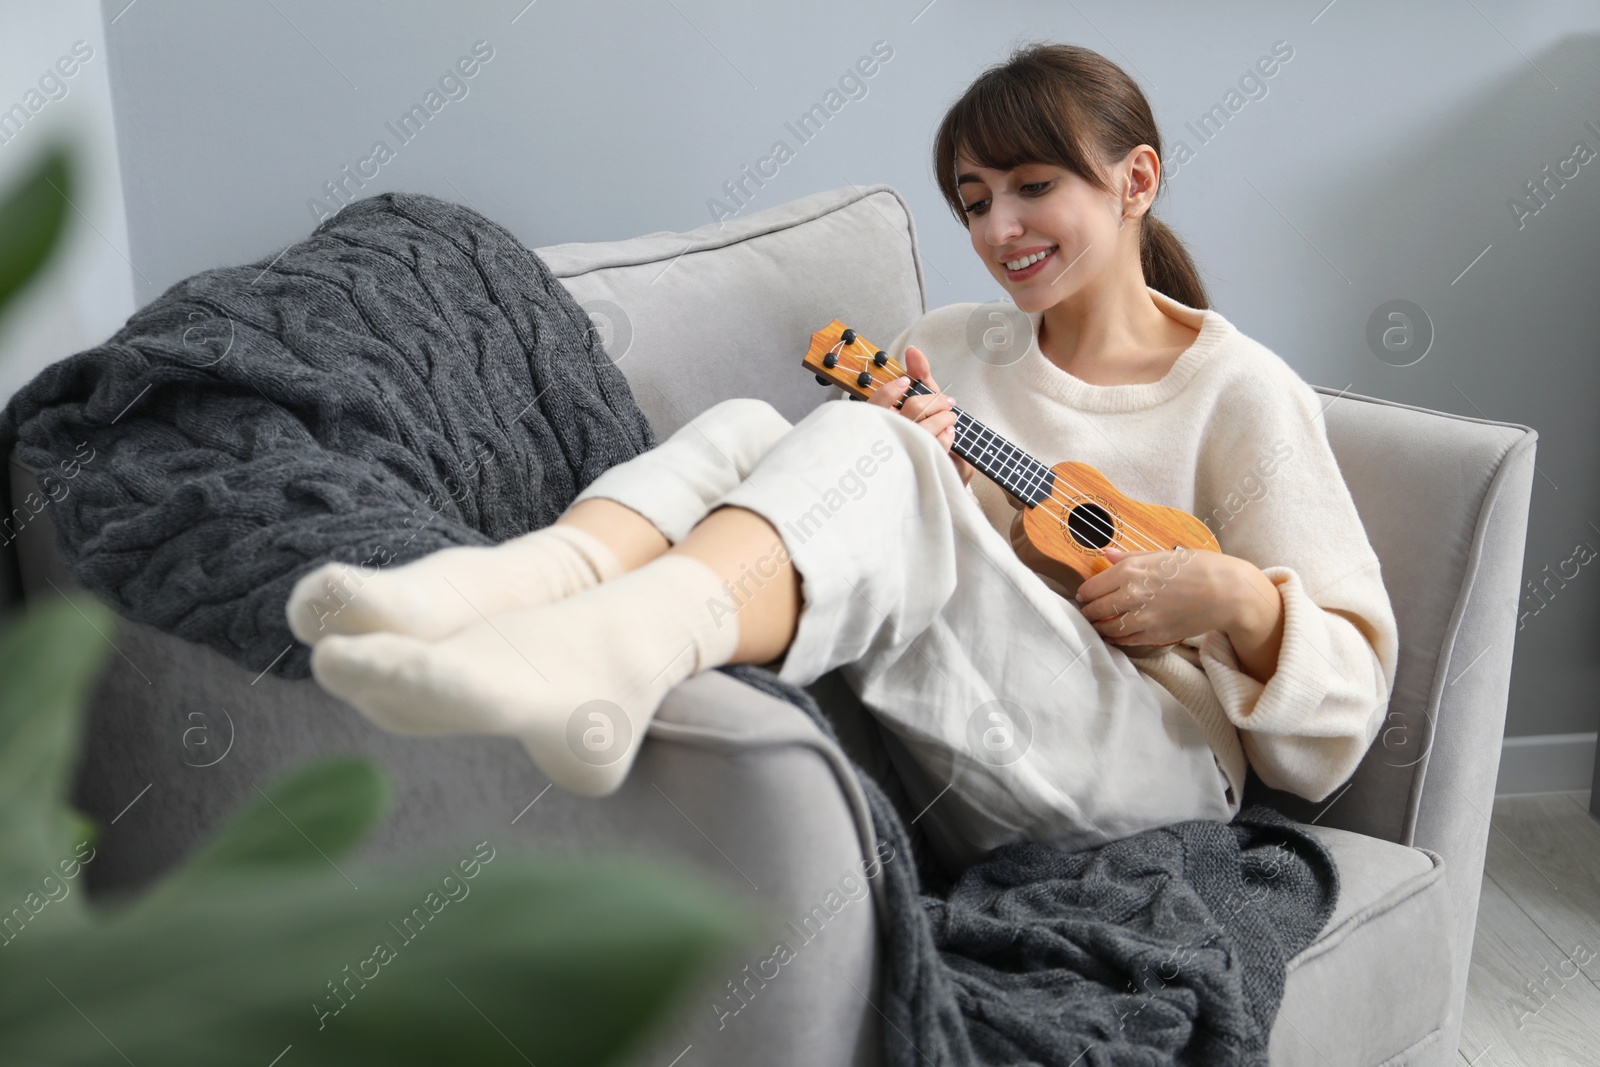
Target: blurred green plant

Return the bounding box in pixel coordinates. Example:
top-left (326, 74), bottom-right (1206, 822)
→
top-left (0, 141), bottom-right (72, 312)
top-left (0, 150), bottom-right (766, 1065)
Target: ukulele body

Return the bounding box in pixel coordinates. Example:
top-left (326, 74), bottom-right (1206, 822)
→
top-left (1012, 462), bottom-right (1221, 651)
top-left (1018, 460), bottom-right (1221, 585)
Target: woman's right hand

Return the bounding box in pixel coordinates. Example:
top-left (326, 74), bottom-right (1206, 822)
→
top-left (868, 345), bottom-right (976, 487)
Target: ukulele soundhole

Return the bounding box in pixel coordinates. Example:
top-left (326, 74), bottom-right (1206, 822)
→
top-left (1065, 502), bottom-right (1115, 550)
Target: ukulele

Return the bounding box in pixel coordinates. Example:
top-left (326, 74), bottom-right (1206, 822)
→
top-left (803, 320), bottom-right (1221, 645)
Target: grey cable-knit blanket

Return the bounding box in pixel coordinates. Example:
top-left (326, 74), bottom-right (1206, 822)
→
top-left (726, 665), bottom-right (1337, 1066)
top-left (0, 192), bottom-right (1336, 1063)
top-left (0, 192), bottom-right (656, 679)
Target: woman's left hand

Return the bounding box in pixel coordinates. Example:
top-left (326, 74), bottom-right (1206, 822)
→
top-left (1073, 546), bottom-right (1250, 647)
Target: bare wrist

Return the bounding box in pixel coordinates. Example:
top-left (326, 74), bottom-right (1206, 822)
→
top-left (1224, 562), bottom-right (1286, 684)
top-left (1224, 564), bottom-right (1268, 633)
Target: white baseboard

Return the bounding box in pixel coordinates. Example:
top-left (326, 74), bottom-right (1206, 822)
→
top-left (1495, 732), bottom-right (1597, 796)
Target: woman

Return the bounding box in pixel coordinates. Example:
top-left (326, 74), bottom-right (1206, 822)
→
top-left (289, 42), bottom-right (1398, 871)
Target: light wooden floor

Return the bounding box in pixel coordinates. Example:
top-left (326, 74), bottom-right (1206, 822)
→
top-left (1457, 790), bottom-right (1600, 1065)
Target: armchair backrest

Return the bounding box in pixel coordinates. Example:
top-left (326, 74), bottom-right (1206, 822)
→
top-left (534, 183), bottom-right (926, 440)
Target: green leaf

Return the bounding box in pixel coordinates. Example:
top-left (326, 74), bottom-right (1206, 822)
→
top-left (0, 594), bottom-right (115, 929)
top-left (0, 853), bottom-right (771, 1066)
top-left (132, 755), bottom-right (392, 916)
top-left (0, 143), bottom-right (73, 320)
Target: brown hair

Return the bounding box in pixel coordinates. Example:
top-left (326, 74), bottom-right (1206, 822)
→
top-left (933, 41), bottom-right (1210, 311)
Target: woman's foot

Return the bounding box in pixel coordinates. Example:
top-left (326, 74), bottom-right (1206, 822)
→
top-left (307, 553), bottom-right (739, 796)
top-left (286, 523), bottom-right (626, 645)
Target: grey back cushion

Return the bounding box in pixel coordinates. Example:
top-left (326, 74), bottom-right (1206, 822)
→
top-left (534, 183), bottom-right (926, 437)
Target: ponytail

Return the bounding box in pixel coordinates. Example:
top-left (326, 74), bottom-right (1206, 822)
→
top-left (1140, 213), bottom-right (1208, 311)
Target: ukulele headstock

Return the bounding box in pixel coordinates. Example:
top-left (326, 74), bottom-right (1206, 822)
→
top-left (802, 320), bottom-right (909, 401)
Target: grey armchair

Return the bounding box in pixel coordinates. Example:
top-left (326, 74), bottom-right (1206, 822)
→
top-left (4, 183), bottom-right (1536, 1066)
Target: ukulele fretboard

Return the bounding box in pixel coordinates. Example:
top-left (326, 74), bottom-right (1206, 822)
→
top-left (902, 380), bottom-right (1056, 508)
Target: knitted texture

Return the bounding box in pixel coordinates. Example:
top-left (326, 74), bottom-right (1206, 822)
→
top-left (0, 192), bottom-right (656, 679)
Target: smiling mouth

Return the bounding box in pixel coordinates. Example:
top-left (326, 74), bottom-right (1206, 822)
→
top-left (1003, 246), bottom-right (1057, 278)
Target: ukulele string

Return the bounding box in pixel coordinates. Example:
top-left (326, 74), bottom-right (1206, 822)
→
top-left (945, 398), bottom-right (1164, 550)
top-left (832, 335), bottom-right (1158, 550)
top-left (959, 408), bottom-right (1175, 554)
top-left (956, 415), bottom-right (1171, 555)
top-left (874, 353), bottom-right (1168, 552)
top-left (836, 339), bottom-right (1173, 555)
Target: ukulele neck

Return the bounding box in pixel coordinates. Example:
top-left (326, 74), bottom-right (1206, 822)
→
top-left (901, 379), bottom-right (1054, 508)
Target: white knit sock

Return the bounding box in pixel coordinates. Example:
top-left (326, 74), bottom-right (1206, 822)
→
top-left (308, 553), bottom-right (739, 796)
top-left (286, 523), bottom-right (626, 645)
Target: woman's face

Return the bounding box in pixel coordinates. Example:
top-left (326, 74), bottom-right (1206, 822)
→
top-left (957, 152), bottom-right (1131, 313)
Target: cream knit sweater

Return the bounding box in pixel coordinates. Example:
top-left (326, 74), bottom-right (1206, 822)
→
top-left (843, 287), bottom-right (1399, 809)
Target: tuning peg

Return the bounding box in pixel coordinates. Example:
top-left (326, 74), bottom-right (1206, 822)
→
top-left (815, 373), bottom-right (831, 385)
top-left (873, 350), bottom-right (888, 366)
top-left (823, 352), bottom-right (838, 368)
top-left (841, 328), bottom-right (856, 345)
top-left (856, 370), bottom-right (872, 388)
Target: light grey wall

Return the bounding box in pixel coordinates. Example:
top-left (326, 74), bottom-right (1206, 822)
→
top-left (0, 0), bottom-right (133, 410)
top-left (96, 0), bottom-right (1600, 742)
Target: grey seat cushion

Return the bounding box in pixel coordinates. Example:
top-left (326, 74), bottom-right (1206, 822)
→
top-left (1270, 825), bottom-right (1453, 1065)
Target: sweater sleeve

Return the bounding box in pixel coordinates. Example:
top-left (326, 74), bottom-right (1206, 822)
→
top-left (1188, 368), bottom-right (1401, 803)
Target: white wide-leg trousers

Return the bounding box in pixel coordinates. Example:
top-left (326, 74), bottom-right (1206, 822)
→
top-left (572, 397), bottom-right (1235, 867)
